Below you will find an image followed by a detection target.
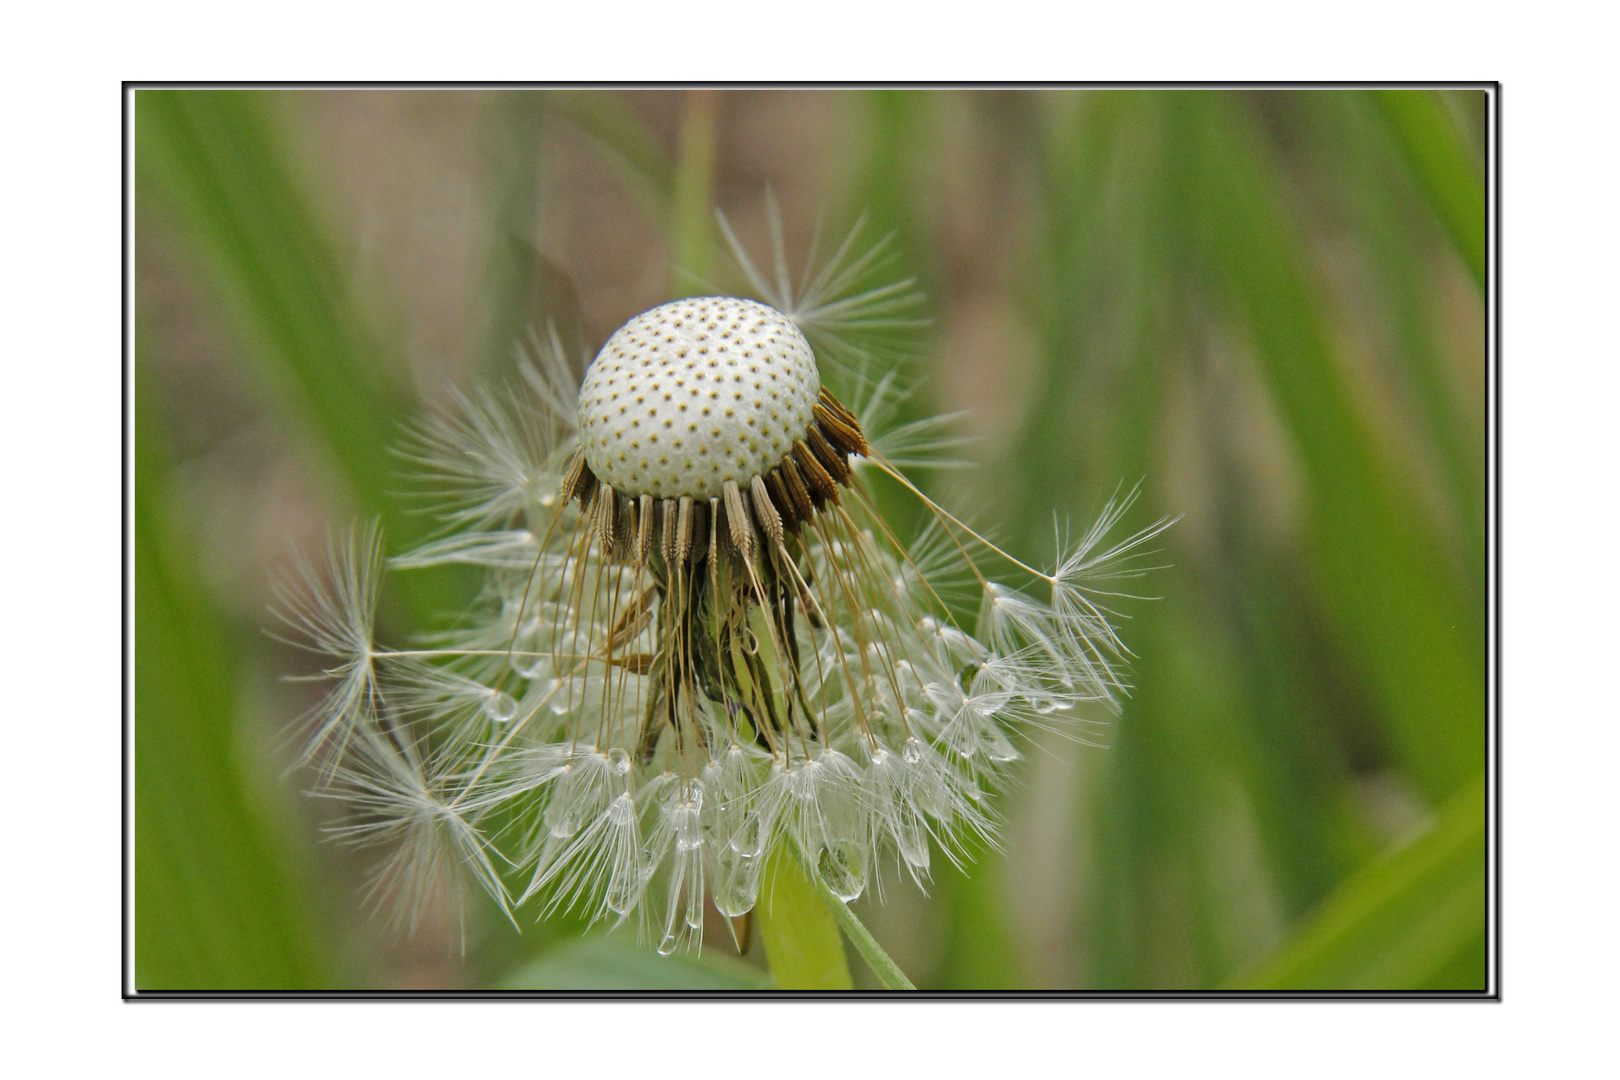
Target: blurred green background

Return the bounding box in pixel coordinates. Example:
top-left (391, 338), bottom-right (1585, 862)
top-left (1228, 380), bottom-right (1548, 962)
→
top-left (132, 87), bottom-right (1488, 991)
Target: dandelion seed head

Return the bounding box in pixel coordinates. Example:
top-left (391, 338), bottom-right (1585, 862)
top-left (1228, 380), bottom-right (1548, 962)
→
top-left (276, 211), bottom-right (1170, 952)
top-left (577, 296), bottom-right (821, 500)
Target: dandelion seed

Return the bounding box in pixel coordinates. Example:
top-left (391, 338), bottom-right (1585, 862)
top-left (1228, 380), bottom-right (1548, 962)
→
top-left (277, 212), bottom-right (1170, 950)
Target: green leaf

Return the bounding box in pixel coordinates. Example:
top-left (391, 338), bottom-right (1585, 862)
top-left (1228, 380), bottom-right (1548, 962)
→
top-left (133, 381), bottom-right (329, 991)
top-left (1372, 89), bottom-right (1487, 290)
top-left (502, 936), bottom-right (768, 991)
top-left (1232, 772), bottom-right (1486, 990)
top-left (756, 846), bottom-right (855, 990)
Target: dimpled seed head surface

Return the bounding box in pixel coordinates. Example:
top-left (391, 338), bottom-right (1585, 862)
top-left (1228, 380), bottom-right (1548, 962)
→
top-left (577, 297), bottom-right (822, 500)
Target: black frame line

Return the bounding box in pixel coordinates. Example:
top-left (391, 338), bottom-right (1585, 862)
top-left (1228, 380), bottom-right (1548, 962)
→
top-left (122, 81), bottom-right (1502, 1002)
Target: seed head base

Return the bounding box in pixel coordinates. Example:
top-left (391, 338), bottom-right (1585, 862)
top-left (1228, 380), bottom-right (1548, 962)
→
top-left (556, 377), bottom-right (871, 773)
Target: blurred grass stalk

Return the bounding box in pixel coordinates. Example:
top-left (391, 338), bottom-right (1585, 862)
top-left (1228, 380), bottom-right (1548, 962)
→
top-left (1013, 88), bottom-right (1485, 987)
top-left (133, 87), bottom-right (471, 989)
top-left (1234, 772), bottom-right (1486, 990)
top-left (134, 380), bottom-right (328, 989)
top-left (669, 88), bottom-right (718, 297)
top-left (133, 87), bottom-right (392, 989)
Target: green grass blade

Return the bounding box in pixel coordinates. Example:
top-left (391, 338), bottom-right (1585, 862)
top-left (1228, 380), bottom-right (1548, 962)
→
top-left (1189, 94), bottom-right (1484, 802)
top-left (135, 88), bottom-right (472, 622)
top-left (825, 902), bottom-right (915, 991)
top-left (934, 851), bottom-right (1022, 989)
top-left (1021, 90), bottom-right (1484, 988)
top-left (1012, 89), bottom-right (1146, 520)
top-left (1303, 92), bottom-right (1485, 592)
top-left (134, 89), bottom-right (408, 528)
top-left (668, 89), bottom-right (718, 297)
top-left (477, 90), bottom-right (551, 378)
top-left (1232, 772), bottom-right (1486, 990)
top-left (1372, 89), bottom-right (1486, 290)
top-left (1018, 92), bottom-right (1209, 987)
top-left (840, 88), bottom-right (941, 542)
top-left (133, 386), bottom-right (329, 990)
top-left (546, 88), bottom-right (672, 218)
top-left (1023, 92), bottom-right (1292, 988)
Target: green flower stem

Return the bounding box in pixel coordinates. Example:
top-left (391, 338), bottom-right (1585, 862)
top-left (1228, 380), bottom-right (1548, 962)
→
top-left (803, 864), bottom-right (918, 991)
top-left (756, 843), bottom-right (917, 991)
top-left (757, 845), bottom-right (853, 989)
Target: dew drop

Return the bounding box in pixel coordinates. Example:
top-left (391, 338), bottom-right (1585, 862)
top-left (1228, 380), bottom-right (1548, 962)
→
top-left (547, 809), bottom-right (582, 839)
top-left (482, 690), bottom-right (518, 723)
top-left (514, 652), bottom-right (551, 680)
top-left (673, 791), bottom-right (704, 851)
top-left (946, 720), bottom-right (980, 758)
top-left (712, 847), bottom-right (762, 917)
top-left (980, 722), bottom-right (1020, 762)
top-left (686, 880), bottom-right (705, 930)
top-left (729, 809), bottom-right (764, 857)
top-left (817, 840), bottom-right (867, 903)
top-left (897, 817), bottom-right (930, 872)
top-left (914, 775), bottom-right (951, 819)
top-left (606, 871), bottom-right (639, 915)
